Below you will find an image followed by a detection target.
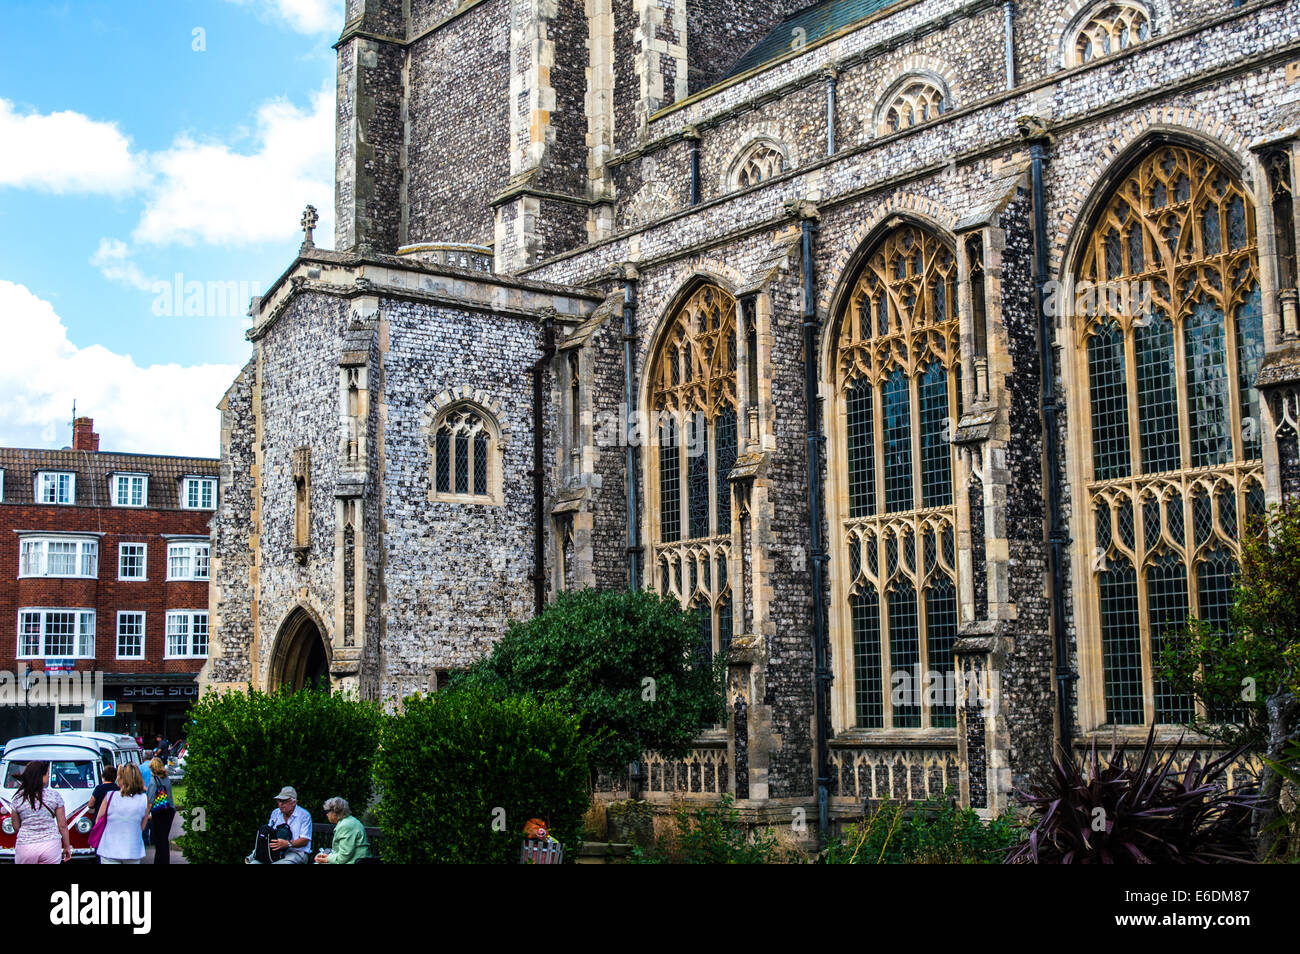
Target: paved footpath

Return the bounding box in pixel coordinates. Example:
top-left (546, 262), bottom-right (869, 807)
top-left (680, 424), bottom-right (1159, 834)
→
top-left (141, 810), bottom-right (188, 864)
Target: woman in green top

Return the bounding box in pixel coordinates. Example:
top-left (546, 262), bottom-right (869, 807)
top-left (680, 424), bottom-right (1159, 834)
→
top-left (314, 797), bottom-right (370, 864)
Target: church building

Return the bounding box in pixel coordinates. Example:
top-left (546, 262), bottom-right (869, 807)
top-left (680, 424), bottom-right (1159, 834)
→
top-left (202, 0), bottom-right (1300, 829)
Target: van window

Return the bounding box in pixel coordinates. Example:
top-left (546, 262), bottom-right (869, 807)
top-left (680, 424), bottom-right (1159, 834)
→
top-left (1, 761), bottom-right (96, 790)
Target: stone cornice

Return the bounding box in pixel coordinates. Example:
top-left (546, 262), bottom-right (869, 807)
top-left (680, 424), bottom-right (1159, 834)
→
top-left (247, 251), bottom-right (602, 342)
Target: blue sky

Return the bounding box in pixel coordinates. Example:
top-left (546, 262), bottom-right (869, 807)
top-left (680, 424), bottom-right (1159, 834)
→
top-left (0, 0), bottom-right (344, 456)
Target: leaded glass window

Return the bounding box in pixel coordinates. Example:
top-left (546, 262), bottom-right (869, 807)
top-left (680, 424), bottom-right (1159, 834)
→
top-left (651, 283), bottom-right (738, 657)
top-left (834, 225), bottom-right (961, 729)
top-left (432, 404), bottom-right (500, 504)
top-left (1068, 2), bottom-right (1152, 66)
top-left (1078, 146), bottom-right (1264, 727)
top-left (878, 80), bottom-right (946, 135)
top-left (732, 141), bottom-right (786, 189)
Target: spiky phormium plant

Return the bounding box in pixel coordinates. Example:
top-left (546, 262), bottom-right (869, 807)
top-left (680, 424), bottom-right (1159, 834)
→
top-left (1006, 728), bottom-right (1257, 864)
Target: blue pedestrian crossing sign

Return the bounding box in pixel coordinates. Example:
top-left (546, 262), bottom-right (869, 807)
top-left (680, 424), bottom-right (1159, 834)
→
top-left (97, 700), bottom-right (116, 718)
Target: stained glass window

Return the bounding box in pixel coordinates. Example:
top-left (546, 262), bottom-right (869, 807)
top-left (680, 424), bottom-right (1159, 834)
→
top-left (834, 224), bottom-right (960, 730)
top-left (1079, 146), bottom-right (1263, 727)
top-left (650, 283), bottom-right (738, 657)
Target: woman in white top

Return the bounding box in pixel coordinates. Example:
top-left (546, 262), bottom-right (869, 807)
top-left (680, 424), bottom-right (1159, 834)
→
top-left (95, 762), bottom-right (148, 864)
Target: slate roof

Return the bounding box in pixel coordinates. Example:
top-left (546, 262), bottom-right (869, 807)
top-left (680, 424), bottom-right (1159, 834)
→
top-left (0, 447), bottom-right (218, 510)
top-left (725, 0), bottom-right (905, 79)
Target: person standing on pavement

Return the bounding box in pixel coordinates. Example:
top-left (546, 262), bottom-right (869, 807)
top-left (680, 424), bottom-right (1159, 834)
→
top-left (10, 761), bottom-right (70, 864)
top-left (138, 756), bottom-right (153, 846)
top-left (146, 757), bottom-right (175, 865)
top-left (86, 765), bottom-right (118, 865)
top-left (95, 763), bottom-right (148, 865)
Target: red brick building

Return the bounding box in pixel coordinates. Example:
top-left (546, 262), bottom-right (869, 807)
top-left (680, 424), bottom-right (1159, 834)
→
top-left (0, 418), bottom-right (218, 742)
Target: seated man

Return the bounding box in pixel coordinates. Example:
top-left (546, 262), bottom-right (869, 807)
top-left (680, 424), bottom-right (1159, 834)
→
top-left (314, 796), bottom-right (371, 864)
top-left (246, 786), bottom-right (312, 864)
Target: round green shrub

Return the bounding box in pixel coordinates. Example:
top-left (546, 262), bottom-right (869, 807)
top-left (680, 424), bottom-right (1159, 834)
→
top-left (180, 688), bottom-right (384, 864)
top-left (374, 689), bottom-right (591, 863)
top-left (451, 588), bottom-right (726, 772)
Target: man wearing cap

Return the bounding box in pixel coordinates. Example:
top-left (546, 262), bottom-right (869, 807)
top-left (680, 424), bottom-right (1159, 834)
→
top-left (247, 786), bottom-right (312, 864)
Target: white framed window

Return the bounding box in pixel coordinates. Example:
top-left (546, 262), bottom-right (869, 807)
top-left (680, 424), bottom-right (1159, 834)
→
top-left (0, 468), bottom-right (5, 502)
top-left (116, 612), bottom-right (145, 659)
top-left (182, 476), bottom-right (217, 510)
top-left (118, 543), bottom-right (147, 580)
top-left (112, 473), bottom-right (148, 507)
top-left (167, 541), bottom-right (210, 580)
top-left (19, 537), bottom-right (98, 578)
top-left (36, 471), bottom-right (75, 505)
top-left (17, 609), bottom-right (95, 659)
top-left (165, 611), bottom-right (208, 658)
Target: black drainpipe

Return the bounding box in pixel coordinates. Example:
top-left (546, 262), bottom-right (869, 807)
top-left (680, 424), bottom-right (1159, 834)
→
top-left (825, 67), bottom-right (838, 156)
top-left (685, 127), bottom-right (701, 205)
top-left (799, 207), bottom-right (831, 847)
top-left (1029, 136), bottom-right (1074, 752)
top-left (531, 316), bottom-right (557, 616)
top-left (623, 268), bottom-right (642, 588)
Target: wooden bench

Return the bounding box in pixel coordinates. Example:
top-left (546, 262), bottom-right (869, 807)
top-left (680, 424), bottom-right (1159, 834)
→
top-left (310, 822), bottom-right (383, 864)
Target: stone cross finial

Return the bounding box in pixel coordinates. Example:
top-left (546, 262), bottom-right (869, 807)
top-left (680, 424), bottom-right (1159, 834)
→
top-left (301, 204), bottom-right (319, 249)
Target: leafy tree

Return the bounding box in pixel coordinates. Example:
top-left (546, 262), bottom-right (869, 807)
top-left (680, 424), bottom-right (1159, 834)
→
top-left (181, 688), bottom-right (384, 864)
top-left (1154, 498), bottom-right (1300, 855)
top-left (451, 588), bottom-right (726, 773)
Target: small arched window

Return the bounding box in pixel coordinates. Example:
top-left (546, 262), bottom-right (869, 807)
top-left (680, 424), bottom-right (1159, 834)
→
top-left (431, 403), bottom-right (502, 505)
top-left (730, 140), bottom-right (786, 190)
top-left (1067, 2), bottom-right (1152, 66)
top-left (878, 78), bottom-right (947, 135)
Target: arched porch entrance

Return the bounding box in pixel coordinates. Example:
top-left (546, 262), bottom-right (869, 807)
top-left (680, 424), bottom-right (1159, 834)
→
top-left (268, 607), bottom-right (331, 692)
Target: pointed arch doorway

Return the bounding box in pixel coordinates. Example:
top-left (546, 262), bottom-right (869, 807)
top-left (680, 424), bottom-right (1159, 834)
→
top-left (268, 606), bottom-right (331, 692)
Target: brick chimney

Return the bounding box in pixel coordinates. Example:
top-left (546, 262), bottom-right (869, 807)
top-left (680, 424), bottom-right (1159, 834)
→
top-left (72, 417), bottom-right (99, 452)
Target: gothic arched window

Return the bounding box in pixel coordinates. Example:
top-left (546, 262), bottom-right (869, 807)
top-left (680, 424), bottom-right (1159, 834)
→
top-left (730, 140), bottom-right (786, 190)
top-left (831, 225), bottom-right (961, 729)
top-left (1076, 145), bottom-right (1265, 727)
top-left (649, 283), bottom-right (739, 658)
top-left (878, 79), bottom-right (947, 135)
top-left (431, 403), bottom-right (502, 505)
top-left (1067, 2), bottom-right (1152, 66)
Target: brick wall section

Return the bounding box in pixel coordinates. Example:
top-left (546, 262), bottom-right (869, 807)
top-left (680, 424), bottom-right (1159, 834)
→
top-left (0, 501), bottom-right (214, 676)
top-left (207, 364), bottom-right (256, 684)
top-left (535, 6), bottom-right (591, 198)
top-left (378, 299), bottom-right (554, 694)
top-left (405, 0), bottom-right (511, 247)
top-left (251, 294), bottom-right (353, 684)
top-left (684, 1), bottom-right (808, 93)
top-left (994, 191), bottom-right (1059, 790)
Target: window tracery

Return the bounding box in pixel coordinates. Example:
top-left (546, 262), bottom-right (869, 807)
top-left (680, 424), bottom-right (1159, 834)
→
top-left (649, 283), bottom-right (739, 658)
top-left (1076, 146), bottom-right (1264, 726)
top-left (832, 225), bottom-right (961, 729)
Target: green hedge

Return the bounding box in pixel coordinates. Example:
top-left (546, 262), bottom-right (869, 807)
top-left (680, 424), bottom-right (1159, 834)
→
top-left (374, 689), bottom-right (591, 863)
top-left (181, 689), bottom-right (384, 864)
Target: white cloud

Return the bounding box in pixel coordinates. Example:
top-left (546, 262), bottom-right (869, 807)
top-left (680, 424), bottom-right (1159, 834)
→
top-left (0, 99), bottom-right (144, 195)
top-left (90, 238), bottom-right (157, 292)
top-left (0, 281), bottom-right (237, 457)
top-left (134, 90), bottom-right (335, 247)
top-left (224, 0), bottom-right (341, 35)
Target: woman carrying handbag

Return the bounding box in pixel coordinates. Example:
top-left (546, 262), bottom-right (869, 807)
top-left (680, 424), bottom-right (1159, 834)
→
top-left (94, 763), bottom-right (148, 864)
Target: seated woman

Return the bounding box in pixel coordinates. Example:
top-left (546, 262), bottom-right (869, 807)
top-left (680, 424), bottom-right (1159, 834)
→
top-left (314, 797), bottom-right (370, 864)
